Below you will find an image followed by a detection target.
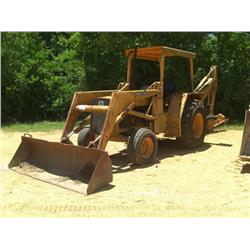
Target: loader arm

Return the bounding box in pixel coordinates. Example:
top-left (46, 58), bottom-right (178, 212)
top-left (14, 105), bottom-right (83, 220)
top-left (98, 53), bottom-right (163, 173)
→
top-left (61, 82), bottom-right (132, 143)
top-left (97, 90), bottom-right (158, 150)
top-left (61, 90), bottom-right (114, 143)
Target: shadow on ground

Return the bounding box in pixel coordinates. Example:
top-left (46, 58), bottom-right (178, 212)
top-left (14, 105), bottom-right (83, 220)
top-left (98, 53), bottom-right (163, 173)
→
top-left (95, 184), bottom-right (116, 193)
top-left (110, 138), bottom-right (231, 174)
top-left (241, 164), bottom-right (250, 174)
top-left (207, 129), bottom-right (227, 134)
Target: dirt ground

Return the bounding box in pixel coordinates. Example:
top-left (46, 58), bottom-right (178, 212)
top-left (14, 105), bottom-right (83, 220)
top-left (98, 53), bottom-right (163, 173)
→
top-left (0, 129), bottom-right (249, 217)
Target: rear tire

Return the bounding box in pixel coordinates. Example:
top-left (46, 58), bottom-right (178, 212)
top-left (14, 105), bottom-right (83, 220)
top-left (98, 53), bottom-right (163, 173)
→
top-left (77, 126), bottom-right (92, 147)
top-left (177, 100), bottom-right (206, 148)
top-left (127, 128), bottom-right (158, 165)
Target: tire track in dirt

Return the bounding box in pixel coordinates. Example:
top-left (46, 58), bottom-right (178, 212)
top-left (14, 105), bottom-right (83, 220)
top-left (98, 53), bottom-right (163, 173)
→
top-left (2, 203), bottom-right (249, 217)
top-left (2, 202), bottom-right (183, 216)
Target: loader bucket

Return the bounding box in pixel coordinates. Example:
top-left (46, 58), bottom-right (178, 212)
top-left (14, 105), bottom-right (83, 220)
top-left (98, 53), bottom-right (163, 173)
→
top-left (239, 109), bottom-right (250, 161)
top-left (8, 136), bottom-right (113, 195)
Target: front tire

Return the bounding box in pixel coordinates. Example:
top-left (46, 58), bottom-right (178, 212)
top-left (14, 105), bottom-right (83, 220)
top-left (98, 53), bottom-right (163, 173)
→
top-left (127, 128), bottom-right (158, 165)
top-left (77, 126), bottom-right (92, 147)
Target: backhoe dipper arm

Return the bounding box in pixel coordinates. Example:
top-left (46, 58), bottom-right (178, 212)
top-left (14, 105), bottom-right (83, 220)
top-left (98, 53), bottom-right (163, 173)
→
top-left (194, 65), bottom-right (218, 115)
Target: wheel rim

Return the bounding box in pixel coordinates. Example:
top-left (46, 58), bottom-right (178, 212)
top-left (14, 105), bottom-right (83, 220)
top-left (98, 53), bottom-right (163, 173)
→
top-left (140, 137), bottom-right (154, 159)
top-left (192, 112), bottom-right (204, 139)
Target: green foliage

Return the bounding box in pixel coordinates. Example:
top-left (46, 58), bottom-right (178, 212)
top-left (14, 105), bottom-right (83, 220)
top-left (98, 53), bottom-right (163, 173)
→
top-left (80, 32), bottom-right (129, 89)
top-left (216, 33), bottom-right (250, 119)
top-left (1, 32), bottom-right (85, 123)
top-left (1, 32), bottom-right (250, 123)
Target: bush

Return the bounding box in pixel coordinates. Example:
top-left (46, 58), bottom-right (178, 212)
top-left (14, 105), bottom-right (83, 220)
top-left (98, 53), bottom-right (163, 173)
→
top-left (1, 32), bottom-right (85, 122)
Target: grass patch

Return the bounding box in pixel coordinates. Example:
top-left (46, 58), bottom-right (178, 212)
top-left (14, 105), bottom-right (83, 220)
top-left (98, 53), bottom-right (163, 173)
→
top-left (1, 121), bottom-right (65, 132)
top-left (217, 122), bottom-right (243, 131)
top-left (0, 120), bottom-right (244, 133)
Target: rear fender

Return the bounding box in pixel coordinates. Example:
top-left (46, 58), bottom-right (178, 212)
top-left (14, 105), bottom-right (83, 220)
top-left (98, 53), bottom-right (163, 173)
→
top-left (166, 93), bottom-right (203, 137)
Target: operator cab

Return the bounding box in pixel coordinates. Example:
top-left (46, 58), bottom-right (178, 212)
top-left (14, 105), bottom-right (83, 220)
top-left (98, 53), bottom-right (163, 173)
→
top-left (125, 46), bottom-right (196, 110)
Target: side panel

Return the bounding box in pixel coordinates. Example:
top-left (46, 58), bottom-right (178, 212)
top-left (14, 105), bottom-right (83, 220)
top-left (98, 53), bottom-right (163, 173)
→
top-left (165, 94), bottom-right (188, 137)
top-left (154, 112), bottom-right (167, 134)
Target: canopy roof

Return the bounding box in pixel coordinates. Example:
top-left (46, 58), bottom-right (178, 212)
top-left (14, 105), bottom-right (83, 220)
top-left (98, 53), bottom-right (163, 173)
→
top-left (125, 46), bottom-right (196, 61)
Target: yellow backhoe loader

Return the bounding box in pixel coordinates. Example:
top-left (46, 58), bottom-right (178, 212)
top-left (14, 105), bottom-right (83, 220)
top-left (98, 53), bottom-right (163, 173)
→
top-left (9, 46), bottom-right (227, 195)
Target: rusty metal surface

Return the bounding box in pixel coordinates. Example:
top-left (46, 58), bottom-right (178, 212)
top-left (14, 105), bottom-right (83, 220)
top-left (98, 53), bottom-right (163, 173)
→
top-left (239, 109), bottom-right (250, 161)
top-left (76, 105), bottom-right (109, 113)
top-left (8, 136), bottom-right (113, 195)
top-left (207, 113), bottom-right (229, 130)
top-left (125, 46), bottom-right (196, 61)
top-left (165, 94), bottom-right (188, 137)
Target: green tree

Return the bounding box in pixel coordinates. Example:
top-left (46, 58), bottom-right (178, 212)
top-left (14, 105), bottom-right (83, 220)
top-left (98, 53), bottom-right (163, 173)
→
top-left (216, 32), bottom-right (250, 120)
top-left (1, 32), bottom-right (85, 122)
top-left (2, 32), bottom-right (49, 122)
